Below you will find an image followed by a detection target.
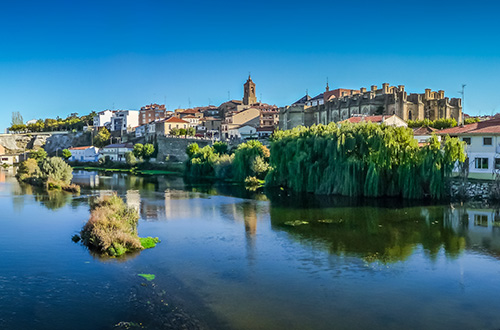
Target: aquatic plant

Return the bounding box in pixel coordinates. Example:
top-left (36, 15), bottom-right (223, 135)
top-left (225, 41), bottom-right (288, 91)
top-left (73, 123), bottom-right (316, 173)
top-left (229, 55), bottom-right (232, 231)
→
top-left (139, 237), bottom-right (160, 249)
top-left (266, 123), bottom-right (465, 199)
top-left (138, 274), bottom-right (155, 281)
top-left (81, 194), bottom-right (159, 257)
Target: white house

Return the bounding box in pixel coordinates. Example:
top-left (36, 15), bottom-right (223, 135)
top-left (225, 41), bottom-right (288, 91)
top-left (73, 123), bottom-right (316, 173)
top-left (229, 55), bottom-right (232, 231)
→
top-left (110, 110), bottom-right (139, 132)
top-left (182, 115), bottom-right (201, 127)
top-left (68, 146), bottom-right (100, 162)
top-left (0, 154), bottom-right (19, 165)
top-left (99, 143), bottom-right (134, 162)
top-left (93, 110), bottom-right (114, 127)
top-left (438, 118), bottom-right (500, 180)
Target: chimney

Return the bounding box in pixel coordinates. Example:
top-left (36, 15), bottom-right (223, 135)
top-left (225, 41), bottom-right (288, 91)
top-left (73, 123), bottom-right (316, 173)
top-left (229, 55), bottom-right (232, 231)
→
top-left (371, 85), bottom-right (377, 92)
top-left (360, 87), bottom-right (367, 93)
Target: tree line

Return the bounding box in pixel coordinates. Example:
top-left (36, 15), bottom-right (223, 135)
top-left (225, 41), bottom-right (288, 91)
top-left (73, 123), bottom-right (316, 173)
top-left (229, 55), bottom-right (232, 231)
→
top-left (8, 111), bottom-right (96, 133)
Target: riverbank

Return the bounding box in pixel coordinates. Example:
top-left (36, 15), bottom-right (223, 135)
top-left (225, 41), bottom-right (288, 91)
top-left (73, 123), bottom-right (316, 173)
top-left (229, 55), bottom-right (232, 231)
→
top-left (72, 164), bottom-right (184, 176)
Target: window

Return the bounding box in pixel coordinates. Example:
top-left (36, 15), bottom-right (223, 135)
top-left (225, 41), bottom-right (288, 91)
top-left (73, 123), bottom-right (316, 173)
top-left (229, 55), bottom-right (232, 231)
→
top-left (462, 137), bottom-right (471, 145)
top-left (474, 214), bottom-right (488, 227)
top-left (495, 158), bottom-right (500, 170)
top-left (475, 157), bottom-right (488, 169)
top-left (484, 137), bottom-right (492, 145)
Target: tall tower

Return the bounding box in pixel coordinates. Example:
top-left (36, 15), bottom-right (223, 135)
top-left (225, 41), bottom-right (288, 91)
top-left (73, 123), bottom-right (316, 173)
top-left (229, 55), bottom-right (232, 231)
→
top-left (243, 75), bottom-right (257, 105)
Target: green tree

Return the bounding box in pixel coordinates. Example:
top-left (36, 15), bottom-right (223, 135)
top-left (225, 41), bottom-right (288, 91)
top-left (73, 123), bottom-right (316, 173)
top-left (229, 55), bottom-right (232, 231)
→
top-left (125, 152), bottom-right (137, 166)
top-left (212, 141), bottom-right (228, 155)
top-left (94, 128), bottom-right (110, 147)
top-left (142, 143), bottom-right (155, 160)
top-left (179, 128), bottom-right (187, 136)
top-left (187, 127), bottom-right (196, 136)
top-left (62, 149), bottom-right (72, 160)
top-left (40, 157), bottom-right (73, 185)
top-left (233, 140), bottom-right (267, 181)
top-left (186, 143), bottom-right (200, 158)
top-left (133, 144), bottom-right (144, 158)
top-left (29, 149), bottom-right (48, 163)
top-left (170, 127), bottom-right (180, 136)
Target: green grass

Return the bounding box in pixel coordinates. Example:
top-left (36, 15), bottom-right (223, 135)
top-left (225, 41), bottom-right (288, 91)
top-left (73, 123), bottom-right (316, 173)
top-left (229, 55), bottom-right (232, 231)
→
top-left (138, 274), bottom-right (155, 281)
top-left (139, 237), bottom-right (160, 249)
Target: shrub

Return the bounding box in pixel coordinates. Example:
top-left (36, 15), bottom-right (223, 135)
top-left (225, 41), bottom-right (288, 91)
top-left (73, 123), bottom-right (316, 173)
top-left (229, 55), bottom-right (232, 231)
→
top-left (81, 194), bottom-right (142, 257)
top-left (39, 157), bottom-right (73, 185)
top-left (16, 158), bottom-right (41, 182)
top-left (125, 152), bottom-right (137, 166)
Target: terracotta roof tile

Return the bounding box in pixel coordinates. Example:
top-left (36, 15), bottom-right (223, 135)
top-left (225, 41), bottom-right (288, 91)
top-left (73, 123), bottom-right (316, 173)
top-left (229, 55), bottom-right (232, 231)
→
top-left (438, 119), bottom-right (500, 135)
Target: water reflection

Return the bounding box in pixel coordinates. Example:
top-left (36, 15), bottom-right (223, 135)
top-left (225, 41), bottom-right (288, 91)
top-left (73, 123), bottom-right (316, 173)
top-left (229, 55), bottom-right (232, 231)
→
top-left (12, 170), bottom-right (500, 264)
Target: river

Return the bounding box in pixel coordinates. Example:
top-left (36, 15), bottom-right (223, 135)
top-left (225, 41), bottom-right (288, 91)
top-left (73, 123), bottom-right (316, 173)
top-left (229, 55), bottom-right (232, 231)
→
top-left (1, 169), bottom-right (500, 330)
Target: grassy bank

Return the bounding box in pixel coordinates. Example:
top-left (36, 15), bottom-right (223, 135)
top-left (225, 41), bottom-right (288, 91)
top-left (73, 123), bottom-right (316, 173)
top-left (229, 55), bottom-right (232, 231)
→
top-left (72, 163), bottom-right (184, 176)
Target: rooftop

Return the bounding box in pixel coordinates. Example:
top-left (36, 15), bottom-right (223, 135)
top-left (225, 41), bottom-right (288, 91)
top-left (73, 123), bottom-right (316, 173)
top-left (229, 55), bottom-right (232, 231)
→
top-left (438, 119), bottom-right (500, 135)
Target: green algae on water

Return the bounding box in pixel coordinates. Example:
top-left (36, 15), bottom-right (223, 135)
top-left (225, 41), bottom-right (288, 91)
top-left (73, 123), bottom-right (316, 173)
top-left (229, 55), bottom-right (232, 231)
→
top-left (284, 220), bottom-right (309, 226)
top-left (138, 274), bottom-right (155, 281)
top-left (139, 237), bottom-right (160, 249)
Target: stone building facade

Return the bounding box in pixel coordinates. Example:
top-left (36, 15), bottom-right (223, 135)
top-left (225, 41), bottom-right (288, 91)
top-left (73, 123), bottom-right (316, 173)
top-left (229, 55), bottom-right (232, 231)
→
top-left (280, 83), bottom-right (462, 130)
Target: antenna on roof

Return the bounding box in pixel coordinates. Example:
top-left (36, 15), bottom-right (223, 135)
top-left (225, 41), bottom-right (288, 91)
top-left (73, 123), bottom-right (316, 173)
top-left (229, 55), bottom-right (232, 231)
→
top-left (326, 77), bottom-right (329, 92)
top-left (188, 97), bottom-right (191, 108)
top-left (458, 84), bottom-right (466, 115)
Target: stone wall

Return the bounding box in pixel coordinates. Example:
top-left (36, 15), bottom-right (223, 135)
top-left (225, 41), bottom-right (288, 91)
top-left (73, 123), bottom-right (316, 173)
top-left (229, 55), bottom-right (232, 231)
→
top-left (0, 132), bottom-right (91, 155)
top-left (450, 180), bottom-right (500, 201)
top-left (156, 136), bottom-right (212, 162)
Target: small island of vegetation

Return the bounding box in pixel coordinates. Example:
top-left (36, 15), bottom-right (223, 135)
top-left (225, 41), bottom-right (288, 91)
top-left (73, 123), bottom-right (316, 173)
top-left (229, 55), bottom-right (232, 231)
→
top-left (79, 194), bottom-right (159, 257)
top-left (16, 149), bottom-right (80, 193)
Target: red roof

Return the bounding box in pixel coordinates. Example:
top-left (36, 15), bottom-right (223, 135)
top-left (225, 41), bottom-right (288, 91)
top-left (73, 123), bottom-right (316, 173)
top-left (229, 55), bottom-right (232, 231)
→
top-left (69, 146), bottom-right (94, 150)
top-left (438, 118), bottom-right (500, 135)
top-left (163, 117), bottom-right (189, 124)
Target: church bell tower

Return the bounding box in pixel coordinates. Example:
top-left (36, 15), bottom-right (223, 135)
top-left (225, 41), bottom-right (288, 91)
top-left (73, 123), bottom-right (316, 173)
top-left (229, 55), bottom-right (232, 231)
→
top-left (243, 75), bottom-right (257, 105)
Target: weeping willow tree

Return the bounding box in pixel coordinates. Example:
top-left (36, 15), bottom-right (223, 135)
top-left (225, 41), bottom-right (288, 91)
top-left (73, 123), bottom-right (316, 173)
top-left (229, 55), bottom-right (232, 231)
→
top-left (266, 122), bottom-right (465, 199)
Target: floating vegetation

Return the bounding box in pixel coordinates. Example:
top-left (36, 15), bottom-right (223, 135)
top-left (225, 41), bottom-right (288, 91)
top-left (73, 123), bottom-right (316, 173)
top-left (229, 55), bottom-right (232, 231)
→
top-left (317, 219), bottom-right (343, 224)
top-left (114, 321), bottom-right (144, 329)
top-left (284, 220), bottom-right (309, 226)
top-left (80, 194), bottom-right (159, 257)
top-left (139, 237), bottom-right (160, 249)
top-left (138, 274), bottom-right (155, 281)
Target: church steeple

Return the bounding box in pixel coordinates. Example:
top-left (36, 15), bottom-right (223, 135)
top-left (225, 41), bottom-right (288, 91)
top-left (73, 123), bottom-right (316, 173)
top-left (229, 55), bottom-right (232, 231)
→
top-left (243, 75), bottom-right (257, 105)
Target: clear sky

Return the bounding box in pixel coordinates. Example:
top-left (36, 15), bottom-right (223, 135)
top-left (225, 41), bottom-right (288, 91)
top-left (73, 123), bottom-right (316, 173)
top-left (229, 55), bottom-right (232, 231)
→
top-left (1, 0), bottom-right (499, 131)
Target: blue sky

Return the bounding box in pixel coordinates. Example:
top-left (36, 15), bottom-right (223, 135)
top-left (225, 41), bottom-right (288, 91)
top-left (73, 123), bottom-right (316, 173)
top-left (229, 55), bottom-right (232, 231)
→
top-left (1, 0), bottom-right (499, 130)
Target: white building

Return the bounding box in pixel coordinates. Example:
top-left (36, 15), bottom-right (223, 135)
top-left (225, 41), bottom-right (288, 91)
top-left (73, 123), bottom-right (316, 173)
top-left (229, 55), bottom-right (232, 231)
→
top-left (93, 110), bottom-right (114, 127)
top-left (110, 110), bottom-right (139, 132)
top-left (99, 143), bottom-right (134, 162)
top-left (68, 146), bottom-right (100, 162)
top-left (439, 118), bottom-right (500, 180)
top-left (182, 115), bottom-right (201, 127)
top-left (0, 154), bottom-right (19, 165)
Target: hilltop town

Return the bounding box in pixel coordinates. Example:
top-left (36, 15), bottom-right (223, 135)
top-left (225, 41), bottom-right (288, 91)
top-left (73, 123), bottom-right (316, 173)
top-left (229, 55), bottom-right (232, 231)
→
top-left (5, 75), bottom-right (500, 187)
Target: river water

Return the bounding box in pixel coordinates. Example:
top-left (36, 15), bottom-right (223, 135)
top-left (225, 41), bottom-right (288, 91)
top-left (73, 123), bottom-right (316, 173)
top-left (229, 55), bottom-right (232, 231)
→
top-left (1, 169), bottom-right (500, 330)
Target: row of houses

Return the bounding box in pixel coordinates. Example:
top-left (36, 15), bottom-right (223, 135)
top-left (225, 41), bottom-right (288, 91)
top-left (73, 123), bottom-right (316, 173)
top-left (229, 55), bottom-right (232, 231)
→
top-left (66, 143), bottom-right (134, 162)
